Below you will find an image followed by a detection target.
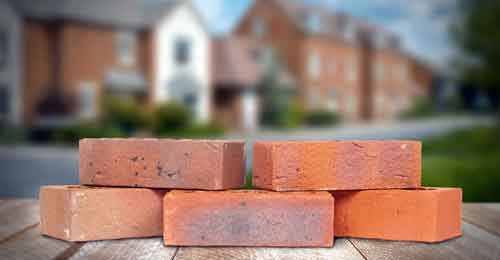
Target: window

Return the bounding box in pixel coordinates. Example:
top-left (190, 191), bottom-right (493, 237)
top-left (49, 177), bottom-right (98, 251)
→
top-left (308, 52), bottom-right (321, 80)
top-left (0, 85), bottom-right (9, 117)
top-left (307, 87), bottom-right (321, 108)
top-left (375, 61), bottom-right (385, 82)
top-left (79, 82), bottom-right (97, 119)
top-left (346, 59), bottom-right (357, 83)
top-left (116, 31), bottom-right (137, 66)
top-left (327, 88), bottom-right (339, 111)
top-left (253, 18), bottom-right (266, 38)
top-left (175, 38), bottom-right (191, 65)
top-left (0, 29), bottom-right (7, 69)
top-left (306, 14), bottom-right (321, 33)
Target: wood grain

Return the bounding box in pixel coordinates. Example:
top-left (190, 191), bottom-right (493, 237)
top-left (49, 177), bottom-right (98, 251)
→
top-left (463, 204), bottom-right (500, 236)
top-left (0, 226), bottom-right (74, 260)
top-left (350, 222), bottom-right (500, 260)
top-left (69, 237), bottom-right (177, 260)
top-left (173, 239), bottom-right (364, 260)
top-left (0, 200), bottom-right (40, 241)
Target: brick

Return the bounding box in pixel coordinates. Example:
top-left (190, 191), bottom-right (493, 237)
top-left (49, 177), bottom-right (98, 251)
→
top-left (79, 139), bottom-right (246, 190)
top-left (332, 188), bottom-right (462, 242)
top-left (163, 190), bottom-right (334, 247)
top-left (253, 140), bottom-right (421, 191)
top-left (39, 186), bottom-right (166, 242)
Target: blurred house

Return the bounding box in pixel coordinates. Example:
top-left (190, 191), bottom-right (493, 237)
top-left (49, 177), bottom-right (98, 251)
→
top-left (0, 0), bottom-right (434, 131)
top-left (234, 0), bottom-right (434, 122)
top-left (1, 0), bottom-right (222, 128)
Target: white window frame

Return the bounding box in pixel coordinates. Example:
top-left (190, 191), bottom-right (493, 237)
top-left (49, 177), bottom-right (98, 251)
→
top-left (308, 52), bottom-right (321, 80)
top-left (116, 31), bottom-right (137, 66)
top-left (346, 59), bottom-right (357, 83)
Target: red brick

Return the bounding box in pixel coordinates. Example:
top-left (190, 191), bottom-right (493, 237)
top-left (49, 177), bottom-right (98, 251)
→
top-left (332, 188), bottom-right (462, 242)
top-left (253, 140), bottom-right (421, 191)
top-left (79, 139), bottom-right (246, 190)
top-left (39, 186), bottom-right (166, 242)
top-left (163, 190), bottom-right (334, 247)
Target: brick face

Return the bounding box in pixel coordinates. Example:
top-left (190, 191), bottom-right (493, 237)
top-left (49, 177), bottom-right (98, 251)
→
top-left (332, 188), bottom-right (462, 242)
top-left (39, 186), bottom-right (166, 242)
top-left (253, 140), bottom-right (422, 191)
top-left (164, 190), bottom-right (334, 247)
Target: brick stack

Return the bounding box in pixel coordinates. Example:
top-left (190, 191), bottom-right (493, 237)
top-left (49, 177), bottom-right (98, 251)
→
top-left (39, 138), bottom-right (462, 247)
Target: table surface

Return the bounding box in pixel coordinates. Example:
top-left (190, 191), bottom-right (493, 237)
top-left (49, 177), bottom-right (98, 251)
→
top-left (1, 200), bottom-right (499, 260)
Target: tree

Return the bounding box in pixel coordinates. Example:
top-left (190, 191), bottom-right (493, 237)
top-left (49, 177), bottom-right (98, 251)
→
top-left (453, 0), bottom-right (500, 114)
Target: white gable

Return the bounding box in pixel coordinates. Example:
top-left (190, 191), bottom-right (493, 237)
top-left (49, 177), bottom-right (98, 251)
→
top-left (153, 3), bottom-right (211, 122)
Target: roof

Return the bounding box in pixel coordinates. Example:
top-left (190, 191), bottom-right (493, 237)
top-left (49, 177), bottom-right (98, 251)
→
top-left (8, 0), bottom-right (184, 29)
top-left (271, 0), bottom-right (401, 49)
top-left (213, 37), bottom-right (263, 88)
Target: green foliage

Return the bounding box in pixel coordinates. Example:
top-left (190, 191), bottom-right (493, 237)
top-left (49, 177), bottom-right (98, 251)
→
top-left (304, 109), bottom-right (340, 127)
top-left (159, 122), bottom-right (225, 139)
top-left (422, 127), bottom-right (500, 202)
top-left (53, 122), bottom-right (126, 145)
top-left (0, 126), bottom-right (26, 145)
top-left (453, 0), bottom-right (500, 92)
top-left (153, 102), bottom-right (192, 135)
top-left (102, 96), bottom-right (150, 133)
top-left (399, 97), bottom-right (436, 119)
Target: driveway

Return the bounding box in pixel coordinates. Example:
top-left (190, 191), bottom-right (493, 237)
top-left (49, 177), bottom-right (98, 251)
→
top-left (0, 115), bottom-right (494, 198)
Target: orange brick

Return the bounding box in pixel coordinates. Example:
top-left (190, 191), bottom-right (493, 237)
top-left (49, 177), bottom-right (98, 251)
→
top-left (332, 188), bottom-right (462, 242)
top-left (39, 186), bottom-right (166, 242)
top-left (253, 140), bottom-right (421, 191)
top-left (79, 139), bottom-right (246, 190)
top-left (164, 190), bottom-right (334, 247)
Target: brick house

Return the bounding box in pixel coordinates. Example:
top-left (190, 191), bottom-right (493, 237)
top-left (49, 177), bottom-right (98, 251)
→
top-left (234, 0), bottom-right (433, 121)
top-left (0, 0), bottom-right (257, 129)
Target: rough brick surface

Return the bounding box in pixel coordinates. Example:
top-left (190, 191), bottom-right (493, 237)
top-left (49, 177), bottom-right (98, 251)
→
top-left (253, 140), bottom-right (421, 191)
top-left (164, 190), bottom-right (334, 247)
top-left (39, 186), bottom-right (166, 242)
top-left (332, 188), bottom-right (462, 242)
top-left (79, 139), bottom-right (246, 190)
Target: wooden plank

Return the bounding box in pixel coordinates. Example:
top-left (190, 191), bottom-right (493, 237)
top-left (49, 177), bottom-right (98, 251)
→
top-left (463, 203), bottom-right (500, 236)
top-left (173, 239), bottom-right (364, 260)
top-left (350, 222), bottom-right (500, 260)
top-left (0, 226), bottom-right (76, 260)
top-left (0, 200), bottom-right (40, 241)
top-left (69, 238), bottom-right (177, 260)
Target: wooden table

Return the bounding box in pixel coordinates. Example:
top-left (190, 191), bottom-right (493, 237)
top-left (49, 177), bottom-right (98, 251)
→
top-left (1, 200), bottom-right (499, 260)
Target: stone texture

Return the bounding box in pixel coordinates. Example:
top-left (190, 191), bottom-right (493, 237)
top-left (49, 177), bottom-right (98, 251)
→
top-left (253, 140), bottom-right (421, 191)
top-left (39, 186), bottom-right (166, 242)
top-left (79, 139), bottom-right (246, 190)
top-left (164, 190), bottom-right (334, 247)
top-left (332, 188), bottom-right (462, 242)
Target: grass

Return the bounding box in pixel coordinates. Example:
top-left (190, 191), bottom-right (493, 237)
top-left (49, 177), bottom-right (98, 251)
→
top-left (422, 126), bottom-right (500, 202)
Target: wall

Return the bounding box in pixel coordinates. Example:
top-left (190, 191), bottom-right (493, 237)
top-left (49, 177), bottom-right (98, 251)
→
top-left (301, 37), bottom-right (363, 121)
top-left (0, 1), bottom-right (23, 125)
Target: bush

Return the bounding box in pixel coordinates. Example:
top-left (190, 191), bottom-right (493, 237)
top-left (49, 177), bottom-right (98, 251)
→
top-left (102, 96), bottom-right (150, 133)
top-left (153, 102), bottom-right (192, 135)
top-left (160, 122), bottom-right (225, 139)
top-left (400, 97), bottom-right (436, 119)
top-left (53, 122), bottom-right (126, 145)
top-left (0, 125), bottom-right (26, 145)
top-left (304, 109), bottom-right (340, 127)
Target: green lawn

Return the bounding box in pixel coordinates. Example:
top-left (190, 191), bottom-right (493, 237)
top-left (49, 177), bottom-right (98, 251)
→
top-left (422, 126), bottom-right (500, 202)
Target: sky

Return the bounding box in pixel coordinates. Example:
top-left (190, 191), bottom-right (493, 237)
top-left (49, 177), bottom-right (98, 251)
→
top-left (191, 0), bottom-right (460, 70)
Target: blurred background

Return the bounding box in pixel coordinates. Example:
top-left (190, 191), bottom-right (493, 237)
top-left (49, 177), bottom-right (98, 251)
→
top-left (0, 0), bottom-right (498, 201)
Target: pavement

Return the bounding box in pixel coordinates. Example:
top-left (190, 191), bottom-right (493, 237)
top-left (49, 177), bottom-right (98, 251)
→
top-left (0, 115), bottom-right (495, 198)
